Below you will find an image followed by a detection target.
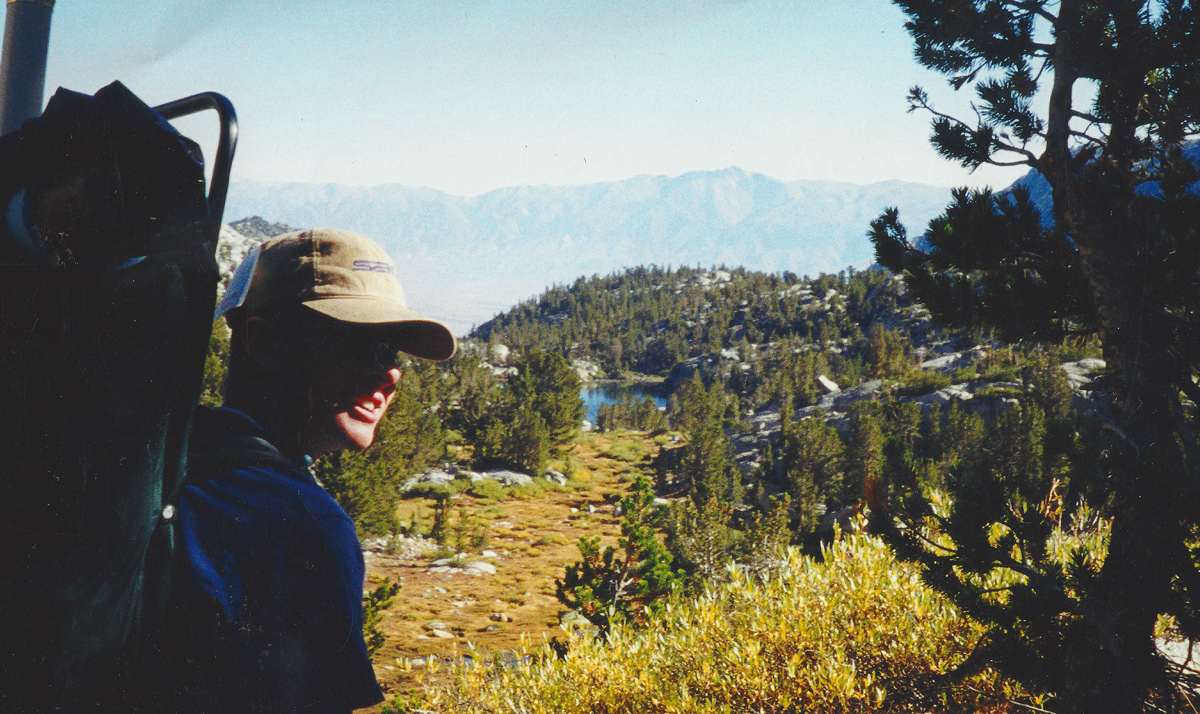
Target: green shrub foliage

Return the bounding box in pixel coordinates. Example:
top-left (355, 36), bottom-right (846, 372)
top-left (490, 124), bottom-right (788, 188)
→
top-left (409, 526), bottom-right (1031, 714)
top-left (556, 475), bottom-right (681, 640)
top-left (362, 576), bottom-right (400, 657)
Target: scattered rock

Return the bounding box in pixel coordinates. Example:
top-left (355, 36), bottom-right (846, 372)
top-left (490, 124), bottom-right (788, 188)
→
top-left (816, 375), bottom-right (839, 393)
top-left (403, 467), bottom-right (535, 492)
top-left (479, 470), bottom-right (533, 487)
top-left (490, 612), bottom-right (512, 623)
top-left (572, 358), bottom-right (602, 382)
top-left (1061, 358), bottom-right (1106, 391)
top-left (464, 561), bottom-right (497, 575)
top-left (920, 384), bottom-right (974, 405)
top-left (920, 346), bottom-right (987, 373)
top-left (402, 470), bottom-right (458, 490)
top-left (543, 469), bottom-right (568, 486)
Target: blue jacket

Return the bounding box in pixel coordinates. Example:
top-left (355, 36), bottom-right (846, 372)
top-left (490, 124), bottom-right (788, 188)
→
top-left (164, 406), bottom-right (383, 713)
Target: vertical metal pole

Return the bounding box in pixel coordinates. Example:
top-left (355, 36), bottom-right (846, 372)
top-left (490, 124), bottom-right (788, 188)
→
top-left (0, 0), bottom-right (55, 135)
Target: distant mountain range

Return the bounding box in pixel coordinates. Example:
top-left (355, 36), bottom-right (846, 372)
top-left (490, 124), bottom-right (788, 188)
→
top-left (222, 169), bottom-right (954, 335)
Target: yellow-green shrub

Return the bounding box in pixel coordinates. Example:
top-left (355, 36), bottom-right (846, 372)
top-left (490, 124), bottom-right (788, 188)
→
top-left (602, 439), bottom-right (650, 463)
top-left (396, 526), bottom-right (1026, 713)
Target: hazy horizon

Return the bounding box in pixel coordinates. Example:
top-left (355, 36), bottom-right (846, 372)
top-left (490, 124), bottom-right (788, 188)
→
top-left (45, 1), bottom-right (1031, 198)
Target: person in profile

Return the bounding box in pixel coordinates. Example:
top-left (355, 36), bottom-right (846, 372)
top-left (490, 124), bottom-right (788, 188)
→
top-left (159, 229), bottom-right (455, 713)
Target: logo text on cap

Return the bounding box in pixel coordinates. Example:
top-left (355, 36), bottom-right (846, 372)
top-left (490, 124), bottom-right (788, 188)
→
top-left (352, 260), bottom-right (395, 274)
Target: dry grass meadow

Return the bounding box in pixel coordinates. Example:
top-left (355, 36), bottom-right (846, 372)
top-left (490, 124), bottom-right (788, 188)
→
top-left (361, 429), bottom-right (668, 706)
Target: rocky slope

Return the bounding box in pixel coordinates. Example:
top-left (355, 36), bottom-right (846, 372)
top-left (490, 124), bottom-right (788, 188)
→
top-left (214, 217), bottom-right (295, 296)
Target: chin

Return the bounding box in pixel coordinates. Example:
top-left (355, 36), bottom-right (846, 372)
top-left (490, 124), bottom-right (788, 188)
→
top-left (333, 412), bottom-right (380, 451)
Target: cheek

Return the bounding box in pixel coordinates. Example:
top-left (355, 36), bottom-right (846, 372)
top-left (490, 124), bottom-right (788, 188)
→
top-left (332, 411), bottom-right (379, 450)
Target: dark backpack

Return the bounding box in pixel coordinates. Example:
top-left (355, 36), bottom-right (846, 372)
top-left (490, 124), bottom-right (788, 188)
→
top-left (0, 82), bottom-right (233, 712)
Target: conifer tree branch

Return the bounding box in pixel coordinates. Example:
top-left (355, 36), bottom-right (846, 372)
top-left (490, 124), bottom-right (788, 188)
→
top-left (1069, 130), bottom-right (1107, 149)
top-left (988, 156), bottom-right (1039, 168)
top-left (989, 133), bottom-right (1041, 163)
top-left (910, 89), bottom-right (1040, 167)
top-left (999, 0), bottom-right (1058, 26)
top-left (912, 523), bottom-right (957, 555)
top-left (1070, 110), bottom-right (1105, 124)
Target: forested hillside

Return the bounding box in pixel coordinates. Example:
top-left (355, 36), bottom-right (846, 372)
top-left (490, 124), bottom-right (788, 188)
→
top-left (474, 265), bottom-right (939, 406)
top-left (380, 263), bottom-right (1127, 714)
top-left (470, 263), bottom-right (1105, 532)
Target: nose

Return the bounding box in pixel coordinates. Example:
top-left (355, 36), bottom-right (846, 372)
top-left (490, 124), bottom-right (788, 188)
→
top-left (384, 366), bottom-right (402, 385)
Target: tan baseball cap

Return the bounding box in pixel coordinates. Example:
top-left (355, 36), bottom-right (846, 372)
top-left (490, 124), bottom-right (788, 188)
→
top-left (216, 228), bottom-right (456, 361)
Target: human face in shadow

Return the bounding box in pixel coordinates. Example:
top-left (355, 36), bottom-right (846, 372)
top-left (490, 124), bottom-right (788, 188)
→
top-left (246, 309), bottom-right (407, 457)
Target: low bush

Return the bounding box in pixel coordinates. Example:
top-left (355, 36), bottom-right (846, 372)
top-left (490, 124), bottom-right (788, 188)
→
top-left (362, 576), bottom-right (399, 657)
top-left (398, 525), bottom-right (1029, 713)
top-left (509, 479), bottom-right (553, 500)
top-left (404, 479), bottom-right (470, 501)
top-left (896, 369), bottom-right (951, 396)
top-left (534, 532), bottom-right (570, 547)
top-left (467, 478), bottom-right (507, 502)
top-left (951, 365), bottom-right (978, 383)
top-left (602, 440), bottom-right (650, 463)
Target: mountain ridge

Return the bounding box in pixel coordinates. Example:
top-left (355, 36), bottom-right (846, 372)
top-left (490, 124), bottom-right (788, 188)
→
top-left (222, 169), bottom-right (955, 335)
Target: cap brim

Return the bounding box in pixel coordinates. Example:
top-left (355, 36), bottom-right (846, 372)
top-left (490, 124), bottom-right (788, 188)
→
top-left (303, 297), bottom-right (457, 361)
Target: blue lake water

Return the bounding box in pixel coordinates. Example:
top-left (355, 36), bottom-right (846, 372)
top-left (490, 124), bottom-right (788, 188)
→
top-left (580, 383), bottom-right (668, 423)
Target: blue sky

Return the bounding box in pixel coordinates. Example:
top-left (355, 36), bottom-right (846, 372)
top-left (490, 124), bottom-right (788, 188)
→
top-left (42, 0), bottom-right (1030, 196)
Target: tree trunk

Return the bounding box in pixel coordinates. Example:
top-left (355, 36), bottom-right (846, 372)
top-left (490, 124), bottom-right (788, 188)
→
top-left (1054, 168), bottom-right (1192, 713)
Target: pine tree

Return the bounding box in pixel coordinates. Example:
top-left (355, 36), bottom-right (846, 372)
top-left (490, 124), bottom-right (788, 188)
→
top-left (778, 416), bottom-right (845, 530)
top-left (869, 2), bottom-right (1200, 710)
top-left (738, 493), bottom-right (792, 575)
top-left (199, 321), bottom-right (230, 407)
top-left (556, 475), bottom-right (680, 640)
top-left (512, 349), bottom-right (584, 447)
top-left (846, 402), bottom-right (885, 508)
top-left (665, 495), bottom-right (735, 584)
top-left (668, 375), bottom-right (742, 506)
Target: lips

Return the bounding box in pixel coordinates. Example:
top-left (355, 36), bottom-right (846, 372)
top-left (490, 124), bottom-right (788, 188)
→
top-left (346, 384), bottom-right (395, 423)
